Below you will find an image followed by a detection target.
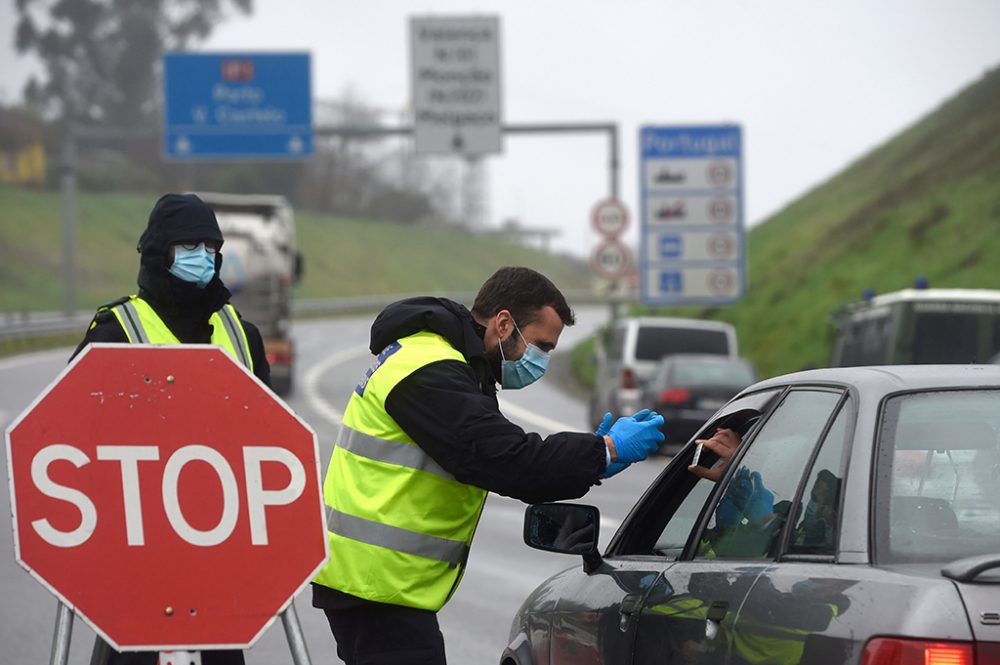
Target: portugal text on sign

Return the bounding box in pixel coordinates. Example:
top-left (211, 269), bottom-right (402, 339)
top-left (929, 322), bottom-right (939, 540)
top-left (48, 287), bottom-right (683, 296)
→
top-left (639, 125), bottom-right (745, 305)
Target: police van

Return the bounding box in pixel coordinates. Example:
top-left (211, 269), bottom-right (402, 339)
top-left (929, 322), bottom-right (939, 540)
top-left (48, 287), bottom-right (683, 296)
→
top-left (829, 288), bottom-right (1000, 366)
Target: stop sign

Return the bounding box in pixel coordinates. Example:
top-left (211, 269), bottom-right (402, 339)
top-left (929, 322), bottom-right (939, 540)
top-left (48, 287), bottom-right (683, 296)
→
top-left (5, 344), bottom-right (328, 651)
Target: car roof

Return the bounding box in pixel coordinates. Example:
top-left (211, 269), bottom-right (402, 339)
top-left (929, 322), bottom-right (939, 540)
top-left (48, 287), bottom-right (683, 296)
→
top-left (659, 353), bottom-right (750, 365)
top-left (615, 316), bottom-right (735, 331)
top-left (752, 364), bottom-right (1000, 394)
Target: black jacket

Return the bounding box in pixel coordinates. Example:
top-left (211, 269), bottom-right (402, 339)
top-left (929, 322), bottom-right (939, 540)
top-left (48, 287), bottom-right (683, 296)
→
top-left (370, 296), bottom-right (606, 502)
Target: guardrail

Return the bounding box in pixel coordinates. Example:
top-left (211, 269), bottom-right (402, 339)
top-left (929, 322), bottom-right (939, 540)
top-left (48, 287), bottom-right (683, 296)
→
top-left (0, 290), bottom-right (614, 342)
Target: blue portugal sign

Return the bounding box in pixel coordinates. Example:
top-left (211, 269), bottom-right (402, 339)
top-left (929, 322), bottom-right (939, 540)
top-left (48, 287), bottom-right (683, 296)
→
top-left (163, 53), bottom-right (313, 159)
top-left (639, 125), bottom-right (745, 305)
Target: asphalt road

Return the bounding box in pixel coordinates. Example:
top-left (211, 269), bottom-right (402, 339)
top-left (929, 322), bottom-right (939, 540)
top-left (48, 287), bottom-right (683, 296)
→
top-left (0, 306), bottom-right (667, 664)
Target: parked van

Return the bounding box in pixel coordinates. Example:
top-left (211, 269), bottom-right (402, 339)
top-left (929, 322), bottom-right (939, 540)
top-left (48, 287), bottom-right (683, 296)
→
top-left (829, 288), bottom-right (1000, 367)
top-left (588, 316), bottom-right (738, 429)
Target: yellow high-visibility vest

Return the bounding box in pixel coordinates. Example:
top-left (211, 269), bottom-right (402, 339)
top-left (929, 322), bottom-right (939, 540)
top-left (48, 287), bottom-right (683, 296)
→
top-left (313, 331), bottom-right (488, 611)
top-left (100, 295), bottom-right (254, 371)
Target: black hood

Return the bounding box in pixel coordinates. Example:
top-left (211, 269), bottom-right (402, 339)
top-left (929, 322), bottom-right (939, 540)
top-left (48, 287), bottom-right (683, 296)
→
top-left (370, 297), bottom-right (494, 383)
top-left (138, 193), bottom-right (224, 256)
top-left (135, 193), bottom-right (231, 341)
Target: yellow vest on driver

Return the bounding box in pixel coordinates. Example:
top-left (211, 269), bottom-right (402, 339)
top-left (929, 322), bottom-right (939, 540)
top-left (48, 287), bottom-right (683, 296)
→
top-left (313, 330), bottom-right (489, 611)
top-left (99, 295), bottom-right (254, 371)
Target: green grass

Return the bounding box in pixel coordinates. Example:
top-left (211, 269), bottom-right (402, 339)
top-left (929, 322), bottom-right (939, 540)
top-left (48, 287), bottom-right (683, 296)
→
top-left (0, 186), bottom-right (591, 312)
top-left (619, 65), bottom-right (1000, 379)
top-left (7, 66), bottom-right (1000, 383)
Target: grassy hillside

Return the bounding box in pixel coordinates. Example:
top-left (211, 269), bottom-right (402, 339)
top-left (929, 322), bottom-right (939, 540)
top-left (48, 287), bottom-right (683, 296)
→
top-left (634, 65), bottom-right (1000, 378)
top-left (0, 186), bottom-right (590, 312)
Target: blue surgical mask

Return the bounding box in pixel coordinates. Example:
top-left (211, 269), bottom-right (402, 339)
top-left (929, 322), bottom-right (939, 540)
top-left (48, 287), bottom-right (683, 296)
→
top-left (169, 243), bottom-right (216, 288)
top-left (500, 323), bottom-right (550, 389)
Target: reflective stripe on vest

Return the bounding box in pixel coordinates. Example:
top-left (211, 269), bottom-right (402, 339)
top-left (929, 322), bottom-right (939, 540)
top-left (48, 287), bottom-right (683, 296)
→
top-left (326, 507), bottom-right (468, 567)
top-left (312, 330), bottom-right (488, 611)
top-left (337, 424), bottom-right (454, 481)
top-left (106, 295), bottom-right (254, 371)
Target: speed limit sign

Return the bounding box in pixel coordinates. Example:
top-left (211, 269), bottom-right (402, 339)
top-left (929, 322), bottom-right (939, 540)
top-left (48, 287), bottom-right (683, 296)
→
top-left (591, 239), bottom-right (632, 279)
top-left (591, 199), bottom-right (629, 237)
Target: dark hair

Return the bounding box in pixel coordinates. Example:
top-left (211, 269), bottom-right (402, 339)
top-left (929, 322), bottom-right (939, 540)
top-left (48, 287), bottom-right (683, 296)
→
top-left (471, 266), bottom-right (575, 327)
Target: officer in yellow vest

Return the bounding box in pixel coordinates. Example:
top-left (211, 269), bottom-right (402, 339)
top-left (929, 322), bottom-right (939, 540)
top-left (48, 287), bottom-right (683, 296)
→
top-left (312, 266), bottom-right (666, 665)
top-left (73, 193), bottom-right (269, 665)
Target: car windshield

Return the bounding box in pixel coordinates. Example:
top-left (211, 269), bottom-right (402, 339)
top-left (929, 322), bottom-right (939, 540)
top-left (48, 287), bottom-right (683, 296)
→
top-left (635, 327), bottom-right (729, 361)
top-left (670, 359), bottom-right (755, 387)
top-left (876, 389), bottom-right (1000, 563)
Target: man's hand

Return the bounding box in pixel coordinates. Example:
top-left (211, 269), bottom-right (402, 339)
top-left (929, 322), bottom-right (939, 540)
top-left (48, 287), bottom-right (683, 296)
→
top-left (688, 428), bottom-right (741, 482)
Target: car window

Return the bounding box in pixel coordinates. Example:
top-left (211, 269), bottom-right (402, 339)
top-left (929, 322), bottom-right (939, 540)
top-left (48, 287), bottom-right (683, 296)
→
top-left (635, 389), bottom-right (784, 559)
top-left (635, 327), bottom-right (730, 361)
top-left (787, 402), bottom-right (850, 555)
top-left (697, 390), bottom-right (843, 560)
top-left (875, 389), bottom-right (1000, 563)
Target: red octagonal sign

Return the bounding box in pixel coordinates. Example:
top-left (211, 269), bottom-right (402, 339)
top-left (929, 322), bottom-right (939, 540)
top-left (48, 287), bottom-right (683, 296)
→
top-left (4, 344), bottom-right (328, 651)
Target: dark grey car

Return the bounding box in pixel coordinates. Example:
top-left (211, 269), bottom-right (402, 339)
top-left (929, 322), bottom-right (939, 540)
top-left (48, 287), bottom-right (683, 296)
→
top-left (502, 365), bottom-right (1000, 665)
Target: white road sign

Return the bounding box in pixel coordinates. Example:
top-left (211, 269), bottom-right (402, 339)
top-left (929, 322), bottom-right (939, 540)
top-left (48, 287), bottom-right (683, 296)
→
top-left (591, 198), bottom-right (629, 237)
top-left (591, 239), bottom-right (632, 280)
top-left (411, 16), bottom-right (503, 155)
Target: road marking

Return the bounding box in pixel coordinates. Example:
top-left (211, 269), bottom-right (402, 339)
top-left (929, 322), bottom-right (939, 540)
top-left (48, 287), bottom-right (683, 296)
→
top-left (301, 345), bottom-right (371, 425)
top-left (497, 398), bottom-right (579, 433)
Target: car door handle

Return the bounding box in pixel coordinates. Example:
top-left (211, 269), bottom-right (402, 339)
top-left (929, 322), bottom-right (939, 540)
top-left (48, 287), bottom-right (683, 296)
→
top-left (619, 593), bottom-right (643, 632)
top-left (705, 600), bottom-right (728, 640)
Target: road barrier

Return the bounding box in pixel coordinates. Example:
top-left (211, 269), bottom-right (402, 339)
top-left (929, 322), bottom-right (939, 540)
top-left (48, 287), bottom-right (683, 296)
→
top-left (0, 290), bottom-right (608, 342)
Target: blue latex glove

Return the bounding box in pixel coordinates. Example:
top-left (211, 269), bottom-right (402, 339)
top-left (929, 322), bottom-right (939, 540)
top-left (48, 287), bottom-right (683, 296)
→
top-left (595, 412), bottom-right (614, 437)
top-left (745, 470), bottom-right (775, 523)
top-left (597, 412), bottom-right (626, 478)
top-left (630, 408), bottom-right (654, 422)
top-left (607, 413), bottom-right (665, 464)
top-left (716, 467), bottom-right (775, 526)
top-left (596, 409), bottom-right (653, 437)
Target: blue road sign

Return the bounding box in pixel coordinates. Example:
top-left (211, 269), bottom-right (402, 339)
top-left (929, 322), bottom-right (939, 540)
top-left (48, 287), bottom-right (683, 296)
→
top-left (163, 52), bottom-right (312, 159)
top-left (639, 125), bottom-right (745, 305)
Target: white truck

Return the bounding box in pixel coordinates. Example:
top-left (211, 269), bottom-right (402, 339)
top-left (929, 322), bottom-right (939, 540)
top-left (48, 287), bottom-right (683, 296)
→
top-left (196, 192), bottom-right (302, 396)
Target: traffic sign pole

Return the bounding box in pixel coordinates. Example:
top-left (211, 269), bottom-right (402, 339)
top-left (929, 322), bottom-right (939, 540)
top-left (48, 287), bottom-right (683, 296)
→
top-left (49, 601), bottom-right (73, 665)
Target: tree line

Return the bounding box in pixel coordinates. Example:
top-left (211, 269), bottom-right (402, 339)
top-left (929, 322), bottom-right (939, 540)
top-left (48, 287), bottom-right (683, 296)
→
top-left (9, 0), bottom-right (457, 224)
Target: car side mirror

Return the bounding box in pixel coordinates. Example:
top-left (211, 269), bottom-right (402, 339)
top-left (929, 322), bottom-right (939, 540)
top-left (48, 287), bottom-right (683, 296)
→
top-left (523, 503), bottom-right (604, 573)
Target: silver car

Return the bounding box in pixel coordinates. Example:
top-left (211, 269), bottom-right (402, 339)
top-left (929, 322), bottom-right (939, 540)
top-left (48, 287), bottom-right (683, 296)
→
top-left (504, 365), bottom-right (1000, 665)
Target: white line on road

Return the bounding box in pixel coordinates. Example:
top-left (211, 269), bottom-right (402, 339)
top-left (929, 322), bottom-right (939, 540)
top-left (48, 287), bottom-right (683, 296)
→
top-left (302, 345), bottom-right (371, 425)
top-left (497, 398), bottom-right (580, 433)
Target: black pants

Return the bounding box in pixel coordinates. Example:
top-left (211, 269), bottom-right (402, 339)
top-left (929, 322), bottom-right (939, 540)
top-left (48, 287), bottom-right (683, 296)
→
top-left (323, 604), bottom-right (446, 665)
